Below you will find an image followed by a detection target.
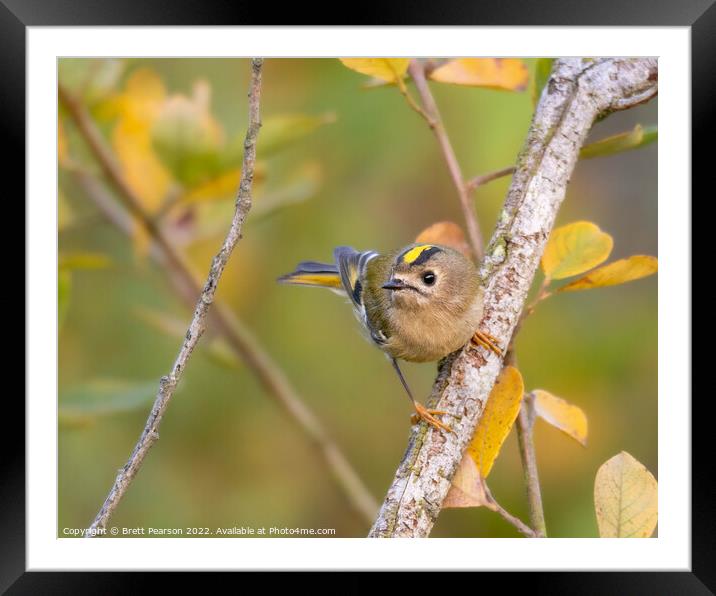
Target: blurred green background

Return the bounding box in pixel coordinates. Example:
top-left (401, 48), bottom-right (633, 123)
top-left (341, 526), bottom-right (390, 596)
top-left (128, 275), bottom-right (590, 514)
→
top-left (58, 58), bottom-right (657, 538)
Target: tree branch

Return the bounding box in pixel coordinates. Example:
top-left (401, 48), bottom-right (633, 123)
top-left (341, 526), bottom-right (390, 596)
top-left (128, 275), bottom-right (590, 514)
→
top-left (407, 59), bottom-right (484, 262)
top-left (73, 57), bottom-right (263, 533)
top-left (71, 169), bottom-right (378, 529)
top-left (466, 166), bottom-right (516, 192)
top-left (515, 391), bottom-right (546, 536)
top-left (503, 345), bottom-right (546, 537)
top-left (60, 59), bottom-right (376, 533)
top-left (368, 57), bottom-right (658, 538)
top-left (479, 476), bottom-right (537, 538)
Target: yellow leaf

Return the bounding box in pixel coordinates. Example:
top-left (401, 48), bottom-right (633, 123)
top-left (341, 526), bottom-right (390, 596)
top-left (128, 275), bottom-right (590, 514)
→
top-left (533, 389), bottom-right (588, 446)
top-left (114, 115), bottom-right (172, 211)
top-left (415, 221), bottom-right (471, 258)
top-left (559, 255), bottom-right (658, 292)
top-left (120, 68), bottom-right (166, 119)
top-left (177, 162), bottom-right (268, 209)
top-left (111, 68), bottom-right (172, 214)
top-left (91, 93), bottom-right (125, 123)
top-left (467, 366), bottom-right (524, 477)
top-left (339, 58), bottom-right (410, 82)
top-left (180, 168), bottom-right (241, 206)
top-left (594, 451), bottom-right (657, 538)
top-left (429, 58), bottom-right (529, 92)
top-left (443, 455), bottom-right (490, 509)
top-left (541, 221), bottom-right (613, 280)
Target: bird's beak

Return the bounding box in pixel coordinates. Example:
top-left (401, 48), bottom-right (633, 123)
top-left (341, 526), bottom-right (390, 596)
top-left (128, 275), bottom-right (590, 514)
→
top-left (382, 278), bottom-right (409, 291)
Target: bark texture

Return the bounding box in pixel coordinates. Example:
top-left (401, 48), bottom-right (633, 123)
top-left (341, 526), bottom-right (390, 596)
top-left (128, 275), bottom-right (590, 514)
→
top-left (369, 57), bottom-right (658, 538)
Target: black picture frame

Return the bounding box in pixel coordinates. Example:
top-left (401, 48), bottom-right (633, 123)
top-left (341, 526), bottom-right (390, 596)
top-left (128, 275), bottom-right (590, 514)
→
top-left (9, 0), bottom-right (704, 591)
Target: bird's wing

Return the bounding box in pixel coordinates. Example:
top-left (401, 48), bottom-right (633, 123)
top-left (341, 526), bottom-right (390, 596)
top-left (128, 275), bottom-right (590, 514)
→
top-left (333, 246), bottom-right (379, 308)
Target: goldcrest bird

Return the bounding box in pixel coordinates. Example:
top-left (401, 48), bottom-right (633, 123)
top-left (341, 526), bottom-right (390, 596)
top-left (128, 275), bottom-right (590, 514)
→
top-left (278, 243), bottom-right (501, 433)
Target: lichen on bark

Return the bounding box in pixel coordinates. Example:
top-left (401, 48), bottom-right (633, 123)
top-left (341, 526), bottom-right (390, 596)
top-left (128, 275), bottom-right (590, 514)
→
top-left (369, 57), bottom-right (658, 538)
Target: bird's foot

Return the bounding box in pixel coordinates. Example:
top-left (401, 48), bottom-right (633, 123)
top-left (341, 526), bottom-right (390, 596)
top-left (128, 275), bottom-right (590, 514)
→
top-left (471, 329), bottom-right (503, 357)
top-left (411, 402), bottom-right (454, 434)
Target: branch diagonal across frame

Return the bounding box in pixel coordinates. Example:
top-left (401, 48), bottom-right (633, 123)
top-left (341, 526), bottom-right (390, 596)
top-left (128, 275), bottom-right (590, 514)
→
top-left (369, 57), bottom-right (658, 538)
top-left (76, 58), bottom-right (265, 534)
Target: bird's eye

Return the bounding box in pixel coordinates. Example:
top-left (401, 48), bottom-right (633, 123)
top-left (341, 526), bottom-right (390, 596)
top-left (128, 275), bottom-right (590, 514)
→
top-left (422, 271), bottom-right (436, 286)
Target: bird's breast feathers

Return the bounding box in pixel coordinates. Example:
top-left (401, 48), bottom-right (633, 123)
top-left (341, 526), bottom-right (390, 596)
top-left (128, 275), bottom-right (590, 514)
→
top-left (365, 290), bottom-right (483, 362)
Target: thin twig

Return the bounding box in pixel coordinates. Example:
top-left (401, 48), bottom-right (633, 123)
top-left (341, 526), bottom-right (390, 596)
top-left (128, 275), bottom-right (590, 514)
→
top-left (61, 59), bottom-right (377, 532)
top-left (479, 475), bottom-right (537, 538)
top-left (506, 348), bottom-right (547, 538)
top-left (466, 166), bottom-right (516, 192)
top-left (75, 57), bottom-right (262, 533)
top-left (405, 60), bottom-right (535, 537)
top-left (71, 170), bottom-right (378, 528)
top-left (524, 276), bottom-right (553, 318)
top-left (406, 59), bottom-right (484, 263)
top-left (395, 74), bottom-right (435, 126)
top-left (405, 60), bottom-right (536, 537)
top-left (514, 392), bottom-right (547, 537)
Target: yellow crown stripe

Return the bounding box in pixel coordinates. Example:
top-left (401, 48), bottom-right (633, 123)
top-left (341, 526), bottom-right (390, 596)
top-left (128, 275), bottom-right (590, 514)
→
top-left (401, 244), bottom-right (434, 264)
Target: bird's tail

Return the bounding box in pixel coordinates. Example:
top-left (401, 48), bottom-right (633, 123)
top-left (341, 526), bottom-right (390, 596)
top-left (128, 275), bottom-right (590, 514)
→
top-left (277, 260), bottom-right (344, 291)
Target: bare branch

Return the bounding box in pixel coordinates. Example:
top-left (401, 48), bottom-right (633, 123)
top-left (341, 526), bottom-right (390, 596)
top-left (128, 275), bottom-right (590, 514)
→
top-left (72, 169), bottom-right (378, 528)
top-left (466, 166), bottom-right (516, 192)
top-left (61, 59), bottom-right (377, 532)
top-left (479, 476), bottom-right (537, 538)
top-left (514, 391), bottom-right (546, 537)
top-left (71, 58), bottom-right (263, 533)
top-left (368, 57), bottom-right (658, 538)
top-left (395, 73), bottom-right (435, 126)
top-left (407, 60), bottom-right (484, 262)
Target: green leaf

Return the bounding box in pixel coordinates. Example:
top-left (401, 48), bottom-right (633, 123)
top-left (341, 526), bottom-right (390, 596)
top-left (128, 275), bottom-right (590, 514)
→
top-left (134, 307), bottom-right (243, 370)
top-left (580, 125), bottom-right (657, 159)
top-left (59, 252), bottom-right (112, 271)
top-left (246, 112), bottom-right (336, 164)
top-left (59, 379), bottom-right (158, 428)
top-left (58, 191), bottom-right (75, 231)
top-left (531, 58), bottom-right (554, 106)
top-left (58, 269), bottom-right (71, 333)
top-left (58, 58), bottom-right (126, 104)
top-left (151, 80), bottom-right (226, 187)
top-left (251, 161), bottom-right (323, 221)
top-left (176, 162), bottom-right (267, 208)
